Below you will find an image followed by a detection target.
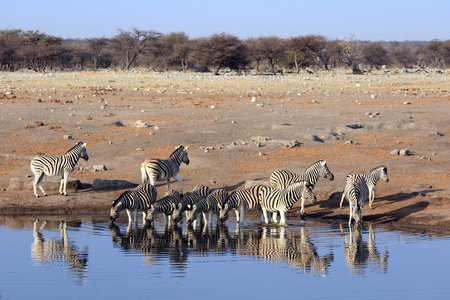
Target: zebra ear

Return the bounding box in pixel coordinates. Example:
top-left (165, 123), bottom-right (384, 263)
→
top-left (187, 204), bottom-right (191, 209)
top-left (82, 143), bottom-right (87, 147)
top-left (185, 145), bottom-right (188, 150)
top-left (322, 160), bottom-right (327, 166)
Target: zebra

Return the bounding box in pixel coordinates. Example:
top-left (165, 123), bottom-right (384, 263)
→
top-left (259, 181), bottom-right (316, 225)
top-left (342, 174), bottom-right (369, 226)
top-left (219, 184), bottom-right (266, 224)
top-left (173, 185), bottom-right (211, 225)
top-left (147, 189), bottom-right (182, 226)
top-left (187, 189), bottom-right (229, 227)
top-left (269, 160), bottom-right (334, 190)
top-left (140, 145), bottom-right (190, 195)
top-left (30, 142), bottom-right (89, 197)
top-left (339, 166), bottom-right (389, 209)
top-left (109, 184), bottom-right (157, 225)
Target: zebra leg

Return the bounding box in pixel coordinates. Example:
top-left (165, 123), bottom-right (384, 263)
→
top-left (369, 189), bottom-right (375, 209)
top-left (126, 209), bottom-right (133, 224)
top-left (238, 208), bottom-right (244, 224)
top-left (33, 172), bottom-right (47, 197)
top-left (272, 211), bottom-right (278, 224)
top-left (60, 171), bottom-right (69, 196)
top-left (279, 211), bottom-right (287, 226)
top-left (348, 205), bottom-right (353, 226)
top-left (339, 191), bottom-right (346, 209)
top-left (261, 208), bottom-right (270, 224)
top-left (172, 174), bottom-right (183, 195)
top-left (300, 197), bottom-right (306, 218)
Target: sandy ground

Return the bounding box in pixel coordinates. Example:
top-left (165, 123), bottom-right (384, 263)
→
top-left (0, 69), bottom-right (449, 231)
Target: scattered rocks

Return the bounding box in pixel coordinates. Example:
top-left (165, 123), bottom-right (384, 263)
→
top-left (92, 165), bottom-right (107, 172)
top-left (135, 120), bottom-right (150, 128)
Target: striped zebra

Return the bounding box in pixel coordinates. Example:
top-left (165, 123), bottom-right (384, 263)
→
top-left (109, 184), bottom-right (157, 224)
top-left (140, 145), bottom-right (190, 194)
top-left (147, 189), bottom-right (182, 226)
top-left (30, 142), bottom-right (89, 197)
top-left (342, 174), bottom-right (369, 226)
top-left (187, 189), bottom-right (229, 227)
top-left (339, 166), bottom-right (389, 209)
top-left (270, 160), bottom-right (334, 190)
top-left (219, 184), bottom-right (265, 224)
top-left (259, 181), bottom-right (316, 225)
top-left (173, 185), bottom-right (211, 225)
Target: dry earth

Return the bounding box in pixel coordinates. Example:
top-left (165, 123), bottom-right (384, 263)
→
top-left (0, 69), bottom-right (449, 231)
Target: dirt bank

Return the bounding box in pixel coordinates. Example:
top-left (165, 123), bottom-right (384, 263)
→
top-left (1, 70), bottom-right (449, 231)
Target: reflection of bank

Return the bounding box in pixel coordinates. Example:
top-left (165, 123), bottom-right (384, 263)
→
top-left (340, 223), bottom-right (389, 275)
top-left (31, 220), bottom-right (88, 285)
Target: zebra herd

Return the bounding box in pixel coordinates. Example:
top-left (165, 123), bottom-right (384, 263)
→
top-left (29, 143), bottom-right (389, 227)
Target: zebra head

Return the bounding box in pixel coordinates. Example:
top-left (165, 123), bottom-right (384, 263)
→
top-left (109, 194), bottom-right (126, 223)
top-left (302, 182), bottom-right (317, 204)
top-left (380, 166), bottom-right (389, 183)
top-left (147, 204), bottom-right (157, 225)
top-left (172, 145), bottom-right (190, 165)
top-left (319, 160), bottom-right (334, 181)
top-left (218, 203), bottom-right (230, 224)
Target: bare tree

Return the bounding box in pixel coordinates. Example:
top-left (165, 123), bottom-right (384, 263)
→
top-left (340, 35), bottom-right (364, 74)
top-left (111, 28), bottom-right (161, 70)
top-left (87, 37), bottom-right (109, 70)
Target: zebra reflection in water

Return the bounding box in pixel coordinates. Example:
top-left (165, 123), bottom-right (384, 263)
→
top-left (340, 223), bottom-right (389, 275)
top-left (32, 220), bottom-right (88, 284)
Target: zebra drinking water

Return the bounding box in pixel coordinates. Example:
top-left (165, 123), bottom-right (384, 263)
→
top-left (259, 181), bottom-right (316, 225)
top-left (187, 189), bottom-right (229, 227)
top-left (147, 189), bottom-right (182, 226)
top-left (140, 145), bottom-right (190, 194)
top-left (30, 142), bottom-right (89, 197)
top-left (173, 185), bottom-right (211, 225)
top-left (219, 184), bottom-right (265, 224)
top-left (340, 166), bottom-right (389, 209)
top-left (342, 174), bottom-right (369, 226)
top-left (109, 184), bottom-right (157, 225)
top-left (270, 160), bottom-right (334, 190)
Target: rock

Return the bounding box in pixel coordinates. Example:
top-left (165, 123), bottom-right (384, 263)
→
top-left (8, 177), bottom-right (79, 191)
top-left (370, 94), bottom-right (377, 99)
top-left (245, 180), bottom-right (270, 189)
top-left (403, 101), bottom-right (411, 105)
top-left (91, 179), bottom-right (137, 190)
top-left (400, 149), bottom-right (410, 156)
top-left (135, 120), bottom-right (150, 128)
top-left (63, 135), bottom-right (73, 140)
top-left (390, 149), bottom-right (400, 156)
top-left (92, 165), bottom-right (107, 172)
top-left (251, 97), bottom-right (258, 102)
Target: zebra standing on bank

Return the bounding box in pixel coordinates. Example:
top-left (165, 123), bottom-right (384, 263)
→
top-left (259, 181), bottom-right (316, 225)
top-left (219, 184), bottom-right (266, 224)
top-left (342, 174), bottom-right (369, 226)
top-left (187, 189), bottom-right (229, 227)
top-left (270, 160), bottom-right (334, 190)
top-left (30, 142), bottom-right (89, 197)
top-left (109, 184), bottom-right (157, 225)
top-left (147, 189), bottom-right (182, 226)
top-left (140, 145), bottom-right (190, 194)
top-left (340, 166), bottom-right (389, 209)
top-left (173, 185), bottom-right (211, 225)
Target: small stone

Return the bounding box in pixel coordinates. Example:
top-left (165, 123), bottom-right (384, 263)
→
top-left (403, 101), bottom-right (411, 105)
top-left (370, 94), bottom-right (377, 99)
top-left (92, 165), bottom-right (107, 172)
top-left (251, 97), bottom-right (258, 102)
top-left (63, 135), bottom-right (73, 140)
top-left (390, 149), bottom-right (399, 156)
top-left (400, 149), bottom-right (410, 156)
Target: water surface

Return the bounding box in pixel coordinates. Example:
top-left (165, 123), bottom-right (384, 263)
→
top-left (0, 214), bottom-right (449, 299)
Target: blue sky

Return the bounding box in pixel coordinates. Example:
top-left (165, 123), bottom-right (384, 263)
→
top-left (3, 0), bottom-right (449, 41)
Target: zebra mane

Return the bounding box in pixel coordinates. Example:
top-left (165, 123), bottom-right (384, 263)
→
top-left (306, 160), bottom-right (326, 172)
top-left (112, 191), bottom-right (129, 207)
top-left (370, 165), bottom-right (387, 174)
top-left (170, 145), bottom-right (186, 158)
top-left (65, 142), bottom-right (85, 154)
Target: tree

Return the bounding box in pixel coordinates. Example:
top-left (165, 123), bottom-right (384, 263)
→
top-left (87, 37), bottom-right (109, 69)
top-left (191, 33), bottom-right (249, 75)
top-left (145, 32), bottom-right (190, 72)
top-left (111, 28), bottom-right (161, 70)
top-left (361, 42), bottom-right (388, 69)
top-left (248, 36), bottom-right (285, 74)
top-left (388, 46), bottom-right (416, 68)
top-left (340, 35), bottom-right (364, 73)
top-left (286, 35), bottom-right (327, 72)
top-left (0, 29), bottom-right (24, 71)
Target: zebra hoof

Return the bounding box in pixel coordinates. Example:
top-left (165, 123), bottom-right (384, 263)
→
top-left (44, 194), bottom-right (48, 197)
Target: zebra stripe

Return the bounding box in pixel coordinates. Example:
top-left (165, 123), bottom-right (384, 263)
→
top-left (187, 189), bottom-right (229, 226)
top-left (109, 184), bottom-right (157, 224)
top-left (30, 142), bottom-right (89, 197)
top-left (342, 174), bottom-right (369, 226)
top-left (173, 185), bottom-right (211, 224)
top-left (140, 145), bottom-right (190, 194)
top-left (219, 184), bottom-right (265, 224)
top-left (339, 166), bottom-right (389, 209)
top-left (270, 160), bottom-right (334, 190)
top-left (259, 181), bottom-right (316, 225)
top-left (147, 190), bottom-right (182, 225)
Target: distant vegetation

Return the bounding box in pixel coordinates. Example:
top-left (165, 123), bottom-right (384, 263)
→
top-left (1, 28), bottom-right (449, 74)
